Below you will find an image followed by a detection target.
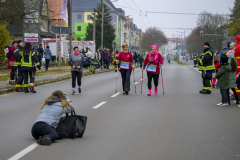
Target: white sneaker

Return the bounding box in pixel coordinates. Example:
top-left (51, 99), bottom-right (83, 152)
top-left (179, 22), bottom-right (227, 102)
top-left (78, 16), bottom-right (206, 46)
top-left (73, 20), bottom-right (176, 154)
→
top-left (225, 103), bottom-right (229, 106)
top-left (216, 103), bottom-right (225, 106)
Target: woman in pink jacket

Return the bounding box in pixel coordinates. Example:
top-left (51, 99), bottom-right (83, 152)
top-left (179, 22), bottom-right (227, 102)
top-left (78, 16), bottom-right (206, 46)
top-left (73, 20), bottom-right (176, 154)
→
top-left (142, 44), bottom-right (163, 96)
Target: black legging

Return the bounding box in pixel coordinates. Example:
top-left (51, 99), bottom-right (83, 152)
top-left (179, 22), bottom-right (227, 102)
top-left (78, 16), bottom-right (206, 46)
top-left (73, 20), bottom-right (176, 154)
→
top-left (45, 59), bottom-right (50, 70)
top-left (120, 69), bottom-right (132, 91)
top-left (32, 121), bottom-right (65, 142)
top-left (147, 72), bottom-right (159, 89)
top-left (71, 71), bottom-right (82, 88)
top-left (227, 88), bottom-right (238, 103)
top-left (10, 67), bottom-right (15, 80)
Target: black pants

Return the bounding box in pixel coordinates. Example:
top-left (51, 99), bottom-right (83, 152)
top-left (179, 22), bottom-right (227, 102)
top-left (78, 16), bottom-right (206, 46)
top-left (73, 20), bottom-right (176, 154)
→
top-left (15, 66), bottom-right (23, 88)
top-left (10, 67), bottom-right (15, 80)
top-left (220, 89), bottom-right (228, 104)
top-left (71, 71), bottom-right (82, 88)
top-left (227, 88), bottom-right (238, 103)
top-left (120, 69), bottom-right (132, 91)
top-left (147, 72), bottom-right (159, 89)
top-left (23, 70), bottom-right (34, 88)
top-left (140, 62), bottom-right (143, 68)
top-left (202, 71), bottom-right (212, 92)
top-left (32, 122), bottom-right (66, 142)
top-left (114, 62), bottom-right (120, 72)
top-left (103, 59), bottom-right (109, 69)
top-left (45, 59), bottom-right (50, 70)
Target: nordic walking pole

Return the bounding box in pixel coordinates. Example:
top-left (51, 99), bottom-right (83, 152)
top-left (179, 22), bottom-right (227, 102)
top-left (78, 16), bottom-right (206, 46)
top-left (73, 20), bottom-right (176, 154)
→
top-left (133, 70), bottom-right (137, 93)
top-left (115, 64), bottom-right (118, 93)
top-left (141, 69), bottom-right (143, 94)
top-left (161, 67), bottom-right (164, 95)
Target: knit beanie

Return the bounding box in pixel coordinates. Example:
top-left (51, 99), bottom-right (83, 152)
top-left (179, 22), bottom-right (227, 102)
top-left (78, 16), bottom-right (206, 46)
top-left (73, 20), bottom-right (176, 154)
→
top-left (227, 42), bottom-right (231, 48)
top-left (204, 42), bottom-right (210, 48)
top-left (227, 50), bottom-right (235, 58)
top-left (17, 40), bottom-right (23, 44)
top-left (221, 56), bottom-right (228, 65)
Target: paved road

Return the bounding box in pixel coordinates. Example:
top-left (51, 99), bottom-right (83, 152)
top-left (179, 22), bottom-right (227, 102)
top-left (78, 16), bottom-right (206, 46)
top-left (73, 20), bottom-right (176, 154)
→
top-left (1, 61), bottom-right (240, 160)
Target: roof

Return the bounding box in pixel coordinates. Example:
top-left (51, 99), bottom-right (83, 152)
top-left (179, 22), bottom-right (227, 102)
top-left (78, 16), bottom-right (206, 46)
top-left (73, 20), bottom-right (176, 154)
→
top-left (72, 0), bottom-right (99, 12)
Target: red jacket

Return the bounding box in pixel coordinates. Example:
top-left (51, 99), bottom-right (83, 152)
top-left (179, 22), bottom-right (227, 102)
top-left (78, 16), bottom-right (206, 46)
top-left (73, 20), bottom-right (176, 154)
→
top-left (144, 52), bottom-right (163, 74)
top-left (214, 58), bottom-right (220, 71)
top-left (9, 45), bottom-right (15, 62)
top-left (234, 41), bottom-right (240, 71)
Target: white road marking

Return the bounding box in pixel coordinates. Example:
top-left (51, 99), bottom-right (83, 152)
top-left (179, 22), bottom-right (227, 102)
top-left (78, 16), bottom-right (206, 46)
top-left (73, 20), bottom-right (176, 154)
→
top-left (111, 93), bottom-right (120, 97)
top-left (140, 79), bottom-right (143, 81)
top-left (8, 143), bottom-right (39, 160)
top-left (135, 82), bottom-right (139, 84)
top-left (93, 101), bottom-right (106, 109)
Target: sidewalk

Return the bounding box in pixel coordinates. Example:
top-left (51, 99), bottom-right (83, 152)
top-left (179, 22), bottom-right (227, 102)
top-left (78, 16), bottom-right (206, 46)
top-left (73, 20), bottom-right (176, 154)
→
top-left (0, 67), bottom-right (114, 93)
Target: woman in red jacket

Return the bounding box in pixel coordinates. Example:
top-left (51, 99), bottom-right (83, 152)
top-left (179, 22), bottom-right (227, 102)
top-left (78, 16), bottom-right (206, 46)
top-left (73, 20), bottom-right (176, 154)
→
top-left (117, 43), bottom-right (135, 95)
top-left (142, 44), bottom-right (163, 96)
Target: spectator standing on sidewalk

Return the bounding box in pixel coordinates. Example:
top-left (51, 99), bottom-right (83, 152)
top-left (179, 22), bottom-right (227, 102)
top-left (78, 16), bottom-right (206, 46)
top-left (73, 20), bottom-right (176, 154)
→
top-left (9, 40), bottom-right (18, 82)
top-left (215, 56), bottom-right (231, 106)
top-left (95, 48), bottom-right (101, 65)
top-left (212, 52), bottom-right (220, 88)
top-left (102, 48), bottom-right (109, 69)
top-left (44, 46), bottom-right (52, 71)
top-left (38, 44), bottom-right (44, 67)
top-left (225, 42), bottom-right (238, 104)
top-left (68, 46), bottom-right (85, 95)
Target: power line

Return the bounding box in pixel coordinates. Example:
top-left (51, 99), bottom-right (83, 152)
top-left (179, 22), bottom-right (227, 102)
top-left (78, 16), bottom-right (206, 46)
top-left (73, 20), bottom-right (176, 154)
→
top-left (131, 0), bottom-right (151, 27)
top-left (123, 0), bottom-right (148, 27)
top-left (145, 11), bottom-right (230, 17)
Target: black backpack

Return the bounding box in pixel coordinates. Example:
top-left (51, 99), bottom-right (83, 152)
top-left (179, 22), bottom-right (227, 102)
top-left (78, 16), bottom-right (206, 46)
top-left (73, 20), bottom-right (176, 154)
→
top-left (6, 52), bottom-right (11, 59)
top-left (56, 108), bottom-right (87, 139)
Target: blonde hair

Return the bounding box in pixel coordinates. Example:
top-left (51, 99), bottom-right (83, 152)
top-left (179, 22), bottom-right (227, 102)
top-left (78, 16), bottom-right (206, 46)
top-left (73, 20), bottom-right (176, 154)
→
top-left (41, 90), bottom-right (73, 113)
top-left (230, 42), bottom-right (236, 48)
top-left (122, 43), bottom-right (128, 49)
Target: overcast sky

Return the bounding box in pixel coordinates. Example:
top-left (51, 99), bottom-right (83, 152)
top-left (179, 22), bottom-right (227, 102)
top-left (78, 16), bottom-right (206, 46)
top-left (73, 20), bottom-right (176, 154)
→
top-left (113, 0), bottom-right (235, 38)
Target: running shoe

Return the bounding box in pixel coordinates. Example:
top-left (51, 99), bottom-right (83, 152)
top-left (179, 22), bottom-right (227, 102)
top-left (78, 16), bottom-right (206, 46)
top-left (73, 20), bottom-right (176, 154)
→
top-left (216, 103), bottom-right (225, 106)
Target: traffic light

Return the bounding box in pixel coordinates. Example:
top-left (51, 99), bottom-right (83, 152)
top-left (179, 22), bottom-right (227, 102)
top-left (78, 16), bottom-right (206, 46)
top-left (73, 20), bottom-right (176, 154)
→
top-left (200, 31), bottom-right (203, 36)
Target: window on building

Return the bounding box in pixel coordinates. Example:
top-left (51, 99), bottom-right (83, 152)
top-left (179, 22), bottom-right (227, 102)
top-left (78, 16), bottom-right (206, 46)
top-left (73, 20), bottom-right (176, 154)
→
top-left (87, 15), bottom-right (91, 20)
top-left (77, 37), bottom-right (81, 41)
top-left (78, 14), bottom-right (81, 19)
top-left (78, 26), bottom-right (81, 31)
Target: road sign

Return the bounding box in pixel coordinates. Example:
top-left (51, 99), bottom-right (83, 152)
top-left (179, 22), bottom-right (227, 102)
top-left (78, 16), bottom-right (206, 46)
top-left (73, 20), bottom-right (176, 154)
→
top-left (24, 33), bottom-right (38, 38)
top-left (52, 26), bottom-right (70, 34)
top-left (57, 40), bottom-right (61, 54)
top-left (24, 38), bottom-right (38, 42)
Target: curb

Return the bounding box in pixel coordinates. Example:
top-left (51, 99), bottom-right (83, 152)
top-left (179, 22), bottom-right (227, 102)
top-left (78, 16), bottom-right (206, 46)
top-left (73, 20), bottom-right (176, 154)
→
top-left (0, 69), bottom-right (114, 95)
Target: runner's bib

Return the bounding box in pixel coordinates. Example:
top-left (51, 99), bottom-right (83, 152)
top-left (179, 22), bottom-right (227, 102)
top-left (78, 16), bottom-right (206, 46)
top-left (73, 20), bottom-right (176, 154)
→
top-left (147, 65), bottom-right (157, 72)
top-left (120, 62), bottom-right (129, 69)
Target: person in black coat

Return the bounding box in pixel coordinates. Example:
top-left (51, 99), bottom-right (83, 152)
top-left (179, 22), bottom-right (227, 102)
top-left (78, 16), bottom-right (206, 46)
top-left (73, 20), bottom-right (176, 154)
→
top-left (139, 55), bottom-right (144, 68)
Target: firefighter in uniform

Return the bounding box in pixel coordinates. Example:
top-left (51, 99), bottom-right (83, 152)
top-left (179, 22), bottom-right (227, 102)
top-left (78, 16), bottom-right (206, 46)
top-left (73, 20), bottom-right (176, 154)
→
top-left (234, 35), bottom-right (240, 98)
top-left (14, 40), bottom-right (24, 92)
top-left (198, 42), bottom-right (215, 94)
top-left (18, 42), bottom-right (41, 93)
top-left (113, 50), bottom-right (120, 72)
top-left (194, 54), bottom-right (198, 67)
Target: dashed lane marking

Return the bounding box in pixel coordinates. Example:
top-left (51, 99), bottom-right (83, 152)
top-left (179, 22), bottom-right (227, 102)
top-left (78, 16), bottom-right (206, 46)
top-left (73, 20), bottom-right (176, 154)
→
top-left (93, 101), bottom-right (107, 109)
top-left (8, 143), bottom-right (39, 160)
top-left (111, 93), bottom-right (120, 97)
top-left (135, 82), bottom-right (139, 84)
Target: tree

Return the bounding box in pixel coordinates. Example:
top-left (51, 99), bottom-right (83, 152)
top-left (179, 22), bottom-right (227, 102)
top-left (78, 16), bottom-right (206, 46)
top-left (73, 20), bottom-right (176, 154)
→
top-left (186, 11), bottom-right (229, 55)
top-left (141, 27), bottom-right (167, 52)
top-left (0, 22), bottom-right (12, 66)
top-left (227, 0), bottom-right (240, 36)
top-left (85, 2), bottom-right (115, 51)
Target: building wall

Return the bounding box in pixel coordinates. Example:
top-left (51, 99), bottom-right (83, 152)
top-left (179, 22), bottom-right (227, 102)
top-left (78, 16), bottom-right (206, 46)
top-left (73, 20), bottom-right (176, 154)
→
top-left (84, 12), bottom-right (94, 23)
top-left (72, 12), bottom-right (84, 32)
top-left (74, 23), bottom-right (89, 40)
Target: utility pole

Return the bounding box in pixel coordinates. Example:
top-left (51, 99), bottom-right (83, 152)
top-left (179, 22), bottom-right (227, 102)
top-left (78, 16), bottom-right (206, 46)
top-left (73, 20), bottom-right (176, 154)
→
top-left (93, 10), bottom-right (96, 56)
top-left (101, 0), bottom-right (104, 49)
top-left (139, 29), bottom-right (142, 55)
top-left (69, 0), bottom-right (73, 55)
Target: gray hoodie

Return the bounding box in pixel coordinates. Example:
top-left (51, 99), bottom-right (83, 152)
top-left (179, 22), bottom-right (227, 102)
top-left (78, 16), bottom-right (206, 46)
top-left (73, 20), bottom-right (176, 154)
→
top-left (44, 48), bottom-right (52, 60)
top-left (35, 96), bottom-right (73, 128)
top-left (68, 53), bottom-right (85, 73)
